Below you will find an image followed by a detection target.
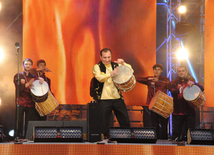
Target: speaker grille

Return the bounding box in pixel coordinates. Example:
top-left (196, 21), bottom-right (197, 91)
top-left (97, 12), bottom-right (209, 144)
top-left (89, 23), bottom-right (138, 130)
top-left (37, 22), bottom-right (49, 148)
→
top-left (133, 128), bottom-right (156, 139)
top-left (33, 126), bottom-right (83, 142)
top-left (109, 127), bottom-right (157, 143)
top-left (187, 129), bottom-right (214, 145)
top-left (35, 128), bottom-right (57, 138)
top-left (60, 128), bottom-right (82, 138)
top-left (109, 128), bottom-right (132, 139)
top-left (190, 130), bottom-right (213, 140)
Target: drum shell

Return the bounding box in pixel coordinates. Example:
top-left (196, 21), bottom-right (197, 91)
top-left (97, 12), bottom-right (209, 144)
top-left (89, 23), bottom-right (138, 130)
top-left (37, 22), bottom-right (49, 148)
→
top-left (112, 66), bottom-right (136, 92)
top-left (114, 75), bottom-right (136, 92)
top-left (35, 91), bottom-right (59, 116)
top-left (188, 92), bottom-right (205, 108)
top-left (183, 85), bottom-right (206, 108)
top-left (149, 90), bottom-right (173, 118)
top-left (32, 93), bottom-right (48, 103)
top-left (30, 80), bottom-right (49, 102)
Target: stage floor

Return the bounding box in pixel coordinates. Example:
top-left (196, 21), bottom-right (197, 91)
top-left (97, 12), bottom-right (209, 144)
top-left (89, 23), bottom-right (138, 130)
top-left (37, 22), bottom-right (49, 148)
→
top-left (0, 140), bottom-right (214, 155)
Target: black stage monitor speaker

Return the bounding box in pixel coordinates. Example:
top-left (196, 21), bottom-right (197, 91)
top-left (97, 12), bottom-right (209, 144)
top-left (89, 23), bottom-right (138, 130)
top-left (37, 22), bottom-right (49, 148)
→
top-left (33, 126), bottom-right (83, 142)
top-left (187, 129), bottom-right (214, 145)
top-left (63, 121), bottom-right (87, 138)
top-left (109, 127), bottom-right (157, 143)
top-left (26, 121), bottom-right (87, 140)
top-left (87, 102), bottom-right (102, 142)
top-left (26, 121), bottom-right (62, 140)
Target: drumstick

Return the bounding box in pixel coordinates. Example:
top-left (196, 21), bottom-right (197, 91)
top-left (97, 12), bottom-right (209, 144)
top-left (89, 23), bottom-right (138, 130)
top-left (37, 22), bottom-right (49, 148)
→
top-left (49, 71), bottom-right (62, 75)
top-left (41, 83), bottom-right (44, 95)
top-left (43, 68), bottom-right (62, 75)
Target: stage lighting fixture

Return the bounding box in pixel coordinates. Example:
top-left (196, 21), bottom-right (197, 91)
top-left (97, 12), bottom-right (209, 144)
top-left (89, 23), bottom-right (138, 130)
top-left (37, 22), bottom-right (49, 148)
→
top-left (175, 21), bottom-right (195, 41)
top-left (9, 129), bottom-right (14, 137)
top-left (178, 5), bottom-right (186, 14)
top-left (33, 126), bottom-right (83, 142)
top-left (176, 48), bottom-right (189, 60)
top-left (187, 129), bottom-right (214, 145)
top-left (109, 127), bottom-right (157, 143)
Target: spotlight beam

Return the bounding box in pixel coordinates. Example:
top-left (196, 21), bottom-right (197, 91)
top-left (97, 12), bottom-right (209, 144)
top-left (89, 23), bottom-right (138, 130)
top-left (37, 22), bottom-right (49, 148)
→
top-left (2, 12), bottom-right (23, 35)
top-left (187, 59), bottom-right (198, 83)
top-left (184, 4), bottom-right (200, 20)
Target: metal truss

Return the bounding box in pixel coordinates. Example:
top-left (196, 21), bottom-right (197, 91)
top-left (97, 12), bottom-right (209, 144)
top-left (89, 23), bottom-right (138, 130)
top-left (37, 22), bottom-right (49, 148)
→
top-left (157, 0), bottom-right (205, 135)
top-left (199, 0), bottom-right (205, 129)
top-left (157, 0), bottom-right (205, 82)
top-left (198, 0), bottom-right (205, 85)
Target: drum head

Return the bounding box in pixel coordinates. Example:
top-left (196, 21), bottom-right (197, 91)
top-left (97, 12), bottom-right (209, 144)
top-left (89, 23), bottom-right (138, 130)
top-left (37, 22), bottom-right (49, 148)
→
top-left (183, 85), bottom-right (200, 101)
top-left (31, 80), bottom-right (49, 97)
top-left (112, 66), bottom-right (132, 84)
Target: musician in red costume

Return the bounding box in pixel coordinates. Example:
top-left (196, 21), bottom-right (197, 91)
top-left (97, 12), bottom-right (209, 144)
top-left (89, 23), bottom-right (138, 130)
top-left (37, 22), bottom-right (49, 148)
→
top-left (92, 48), bottom-right (133, 138)
top-left (14, 58), bottom-right (44, 138)
top-left (169, 66), bottom-right (204, 141)
top-left (35, 59), bottom-right (52, 120)
top-left (137, 63), bottom-right (170, 139)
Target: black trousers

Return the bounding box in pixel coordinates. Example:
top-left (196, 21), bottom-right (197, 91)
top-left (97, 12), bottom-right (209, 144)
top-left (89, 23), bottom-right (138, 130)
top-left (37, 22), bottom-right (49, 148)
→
top-left (151, 111), bottom-right (168, 139)
top-left (172, 114), bottom-right (195, 141)
top-left (17, 106), bottom-right (39, 138)
top-left (142, 106), bottom-right (152, 127)
top-left (100, 99), bottom-right (130, 137)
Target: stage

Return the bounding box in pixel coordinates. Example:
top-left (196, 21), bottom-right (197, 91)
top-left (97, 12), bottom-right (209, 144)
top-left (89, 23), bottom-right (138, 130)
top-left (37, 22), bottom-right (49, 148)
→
top-left (1, 140), bottom-right (214, 155)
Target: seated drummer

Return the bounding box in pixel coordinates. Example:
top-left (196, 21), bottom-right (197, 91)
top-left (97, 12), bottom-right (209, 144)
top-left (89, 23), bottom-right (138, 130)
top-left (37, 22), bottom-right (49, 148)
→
top-left (137, 63), bottom-right (170, 140)
top-left (169, 66), bottom-right (204, 142)
top-left (92, 48), bottom-right (133, 138)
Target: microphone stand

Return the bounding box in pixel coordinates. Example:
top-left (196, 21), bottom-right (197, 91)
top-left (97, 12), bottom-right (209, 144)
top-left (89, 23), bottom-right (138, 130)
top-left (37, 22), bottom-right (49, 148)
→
top-left (15, 45), bottom-right (20, 142)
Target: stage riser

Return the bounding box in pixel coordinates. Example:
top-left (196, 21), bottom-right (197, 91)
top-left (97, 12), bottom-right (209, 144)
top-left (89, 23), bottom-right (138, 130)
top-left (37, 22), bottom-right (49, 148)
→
top-left (1, 144), bottom-right (214, 155)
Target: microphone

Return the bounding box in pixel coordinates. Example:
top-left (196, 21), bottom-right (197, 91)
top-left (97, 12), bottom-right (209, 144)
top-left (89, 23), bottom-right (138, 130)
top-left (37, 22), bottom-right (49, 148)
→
top-left (15, 42), bottom-right (19, 49)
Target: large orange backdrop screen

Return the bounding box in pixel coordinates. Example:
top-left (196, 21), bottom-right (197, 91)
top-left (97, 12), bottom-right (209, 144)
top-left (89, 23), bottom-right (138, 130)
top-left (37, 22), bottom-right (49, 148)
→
top-left (23, 0), bottom-right (156, 105)
top-left (204, 0), bottom-right (214, 107)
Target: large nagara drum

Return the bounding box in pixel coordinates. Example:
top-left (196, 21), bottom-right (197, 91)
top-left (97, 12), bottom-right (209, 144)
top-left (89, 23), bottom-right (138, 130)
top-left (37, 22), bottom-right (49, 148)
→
top-left (35, 91), bottom-right (59, 116)
top-left (183, 85), bottom-right (205, 108)
top-left (112, 65), bottom-right (136, 92)
top-left (30, 80), bottom-right (49, 102)
top-left (149, 90), bottom-right (173, 118)
top-left (30, 80), bottom-right (59, 116)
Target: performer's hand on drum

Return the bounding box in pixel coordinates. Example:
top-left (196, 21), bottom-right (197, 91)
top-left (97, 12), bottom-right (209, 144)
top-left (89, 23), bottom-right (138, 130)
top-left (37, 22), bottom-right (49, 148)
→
top-left (114, 59), bottom-right (124, 65)
top-left (25, 78), bottom-right (34, 88)
top-left (110, 66), bottom-right (119, 77)
top-left (38, 77), bottom-right (44, 84)
top-left (187, 80), bottom-right (194, 87)
top-left (177, 84), bottom-right (183, 93)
